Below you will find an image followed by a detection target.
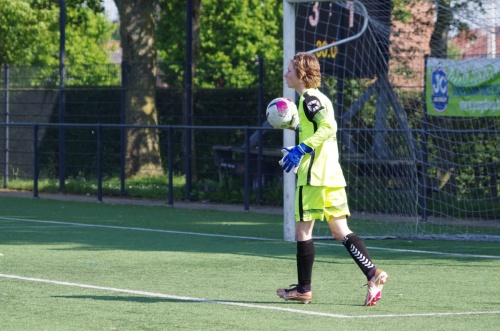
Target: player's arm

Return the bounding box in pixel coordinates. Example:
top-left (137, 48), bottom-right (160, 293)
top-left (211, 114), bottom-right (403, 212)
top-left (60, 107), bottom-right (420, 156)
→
top-left (301, 95), bottom-right (336, 149)
top-left (303, 111), bottom-right (335, 148)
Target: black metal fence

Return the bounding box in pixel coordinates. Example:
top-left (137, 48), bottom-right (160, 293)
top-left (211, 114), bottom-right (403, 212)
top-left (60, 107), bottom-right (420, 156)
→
top-left (0, 122), bottom-right (283, 210)
top-left (1, 62), bottom-right (500, 223)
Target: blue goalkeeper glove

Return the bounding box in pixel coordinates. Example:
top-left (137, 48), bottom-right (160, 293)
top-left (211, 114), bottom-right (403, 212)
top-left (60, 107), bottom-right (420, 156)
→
top-left (280, 142), bottom-right (314, 173)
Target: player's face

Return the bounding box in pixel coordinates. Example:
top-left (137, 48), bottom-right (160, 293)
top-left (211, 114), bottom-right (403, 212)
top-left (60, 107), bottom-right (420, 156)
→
top-left (284, 61), bottom-right (300, 90)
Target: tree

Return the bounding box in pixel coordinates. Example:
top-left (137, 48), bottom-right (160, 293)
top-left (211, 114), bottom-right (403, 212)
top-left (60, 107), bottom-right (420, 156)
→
top-left (64, 1), bottom-right (119, 85)
top-left (429, 0), bottom-right (454, 58)
top-left (0, 0), bottom-right (117, 85)
top-left (156, 0), bottom-right (282, 187)
top-left (157, 0), bottom-right (283, 88)
top-left (429, 0), bottom-right (486, 58)
top-left (113, 0), bottom-right (163, 177)
top-left (2, 0), bottom-right (162, 176)
top-left (0, 0), bottom-right (56, 65)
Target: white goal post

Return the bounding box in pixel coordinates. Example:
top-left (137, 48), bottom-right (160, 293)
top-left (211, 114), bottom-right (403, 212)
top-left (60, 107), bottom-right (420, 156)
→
top-left (282, 0), bottom-right (369, 241)
top-left (282, 0), bottom-right (296, 242)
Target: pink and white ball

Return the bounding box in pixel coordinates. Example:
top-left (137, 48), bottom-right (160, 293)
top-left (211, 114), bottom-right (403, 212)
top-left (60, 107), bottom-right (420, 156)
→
top-left (265, 97), bottom-right (298, 129)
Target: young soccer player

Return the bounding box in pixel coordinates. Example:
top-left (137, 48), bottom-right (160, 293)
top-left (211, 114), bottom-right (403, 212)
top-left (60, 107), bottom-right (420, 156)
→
top-left (276, 52), bottom-right (388, 306)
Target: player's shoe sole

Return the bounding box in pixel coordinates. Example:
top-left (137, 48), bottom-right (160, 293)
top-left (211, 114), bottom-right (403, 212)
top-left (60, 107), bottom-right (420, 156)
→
top-left (364, 269), bottom-right (388, 306)
top-left (277, 286), bottom-right (312, 304)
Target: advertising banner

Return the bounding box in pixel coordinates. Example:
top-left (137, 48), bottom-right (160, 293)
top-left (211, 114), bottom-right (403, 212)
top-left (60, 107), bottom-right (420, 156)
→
top-left (426, 57), bottom-right (500, 117)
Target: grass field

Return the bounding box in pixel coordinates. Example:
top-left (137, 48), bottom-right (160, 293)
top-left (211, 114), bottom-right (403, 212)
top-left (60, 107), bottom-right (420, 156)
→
top-left (1, 195), bottom-right (499, 330)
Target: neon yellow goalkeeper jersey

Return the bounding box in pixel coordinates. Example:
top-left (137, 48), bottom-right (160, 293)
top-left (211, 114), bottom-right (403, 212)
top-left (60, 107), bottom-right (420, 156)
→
top-left (296, 88), bottom-right (347, 188)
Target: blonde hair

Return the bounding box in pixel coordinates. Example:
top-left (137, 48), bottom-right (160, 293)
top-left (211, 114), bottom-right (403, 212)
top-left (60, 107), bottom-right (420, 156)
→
top-left (292, 52), bottom-right (321, 89)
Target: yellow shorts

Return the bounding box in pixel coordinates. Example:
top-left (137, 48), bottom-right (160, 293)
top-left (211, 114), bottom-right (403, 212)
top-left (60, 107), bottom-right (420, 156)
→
top-left (295, 186), bottom-right (350, 222)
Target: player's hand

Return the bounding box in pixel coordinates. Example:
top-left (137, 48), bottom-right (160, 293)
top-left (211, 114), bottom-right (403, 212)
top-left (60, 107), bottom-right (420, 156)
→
top-left (287, 113), bottom-right (299, 131)
top-left (279, 143), bottom-right (314, 173)
top-left (278, 147), bottom-right (296, 173)
top-left (273, 113), bottom-right (299, 131)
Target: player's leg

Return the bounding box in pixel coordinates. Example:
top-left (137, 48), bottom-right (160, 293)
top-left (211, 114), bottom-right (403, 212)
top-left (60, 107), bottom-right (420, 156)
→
top-left (328, 216), bottom-right (376, 278)
top-left (325, 188), bottom-right (389, 306)
top-left (295, 220), bottom-right (315, 291)
top-left (277, 186), bottom-right (319, 304)
top-left (328, 216), bottom-right (388, 306)
top-left (276, 220), bottom-right (315, 304)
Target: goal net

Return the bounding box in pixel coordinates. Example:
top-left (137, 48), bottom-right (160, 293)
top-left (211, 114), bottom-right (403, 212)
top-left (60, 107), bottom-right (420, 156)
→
top-left (285, 0), bottom-right (500, 241)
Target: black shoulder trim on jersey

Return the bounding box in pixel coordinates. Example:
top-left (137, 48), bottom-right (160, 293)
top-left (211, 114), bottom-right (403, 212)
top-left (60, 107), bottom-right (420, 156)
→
top-left (302, 92), bottom-right (324, 122)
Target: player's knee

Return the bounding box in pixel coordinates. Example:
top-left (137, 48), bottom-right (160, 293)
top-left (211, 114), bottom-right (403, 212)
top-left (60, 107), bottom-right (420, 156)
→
top-left (330, 229), bottom-right (343, 241)
top-left (328, 215), bottom-right (350, 241)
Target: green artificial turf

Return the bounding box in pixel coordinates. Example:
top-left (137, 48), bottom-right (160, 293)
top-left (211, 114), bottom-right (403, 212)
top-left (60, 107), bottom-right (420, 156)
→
top-left (0, 196), bottom-right (499, 330)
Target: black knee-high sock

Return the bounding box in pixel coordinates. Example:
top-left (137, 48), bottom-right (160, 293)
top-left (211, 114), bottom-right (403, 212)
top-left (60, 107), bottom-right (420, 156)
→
top-left (342, 233), bottom-right (376, 280)
top-left (296, 239), bottom-right (314, 292)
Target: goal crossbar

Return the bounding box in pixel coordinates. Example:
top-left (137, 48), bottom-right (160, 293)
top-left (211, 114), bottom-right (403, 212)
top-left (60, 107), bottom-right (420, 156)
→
top-left (290, 0), bottom-right (369, 55)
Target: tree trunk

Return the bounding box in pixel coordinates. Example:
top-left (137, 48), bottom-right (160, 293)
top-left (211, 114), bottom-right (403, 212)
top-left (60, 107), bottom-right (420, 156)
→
top-left (429, 0), bottom-right (452, 58)
top-left (115, 0), bottom-right (163, 177)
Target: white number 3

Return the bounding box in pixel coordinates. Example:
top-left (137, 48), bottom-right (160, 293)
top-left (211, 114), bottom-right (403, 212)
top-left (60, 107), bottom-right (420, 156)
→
top-left (308, 2), bottom-right (319, 27)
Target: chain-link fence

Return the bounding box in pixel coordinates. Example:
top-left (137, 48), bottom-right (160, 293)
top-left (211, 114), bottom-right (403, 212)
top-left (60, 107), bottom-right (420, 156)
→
top-left (1, 57), bottom-right (499, 238)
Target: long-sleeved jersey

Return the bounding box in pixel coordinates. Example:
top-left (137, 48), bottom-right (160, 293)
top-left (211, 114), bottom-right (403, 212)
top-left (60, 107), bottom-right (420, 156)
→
top-left (296, 88), bottom-right (346, 188)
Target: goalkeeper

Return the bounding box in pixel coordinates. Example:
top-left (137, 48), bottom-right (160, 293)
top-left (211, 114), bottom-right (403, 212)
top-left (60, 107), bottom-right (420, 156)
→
top-left (276, 52), bottom-right (388, 306)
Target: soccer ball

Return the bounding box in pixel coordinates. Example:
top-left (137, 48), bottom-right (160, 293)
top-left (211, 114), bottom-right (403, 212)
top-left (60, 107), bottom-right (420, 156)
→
top-left (265, 97), bottom-right (298, 129)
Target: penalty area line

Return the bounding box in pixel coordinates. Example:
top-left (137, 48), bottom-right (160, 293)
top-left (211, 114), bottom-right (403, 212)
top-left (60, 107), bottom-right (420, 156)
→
top-left (1, 216), bottom-right (499, 259)
top-left (1, 273), bottom-right (499, 319)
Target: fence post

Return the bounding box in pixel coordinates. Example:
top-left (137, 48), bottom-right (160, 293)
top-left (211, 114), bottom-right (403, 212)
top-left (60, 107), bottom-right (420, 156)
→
top-left (421, 55), bottom-right (430, 223)
top-left (59, 0), bottom-right (66, 191)
top-left (184, 0), bottom-right (193, 200)
top-left (120, 62), bottom-right (128, 196)
top-left (3, 64), bottom-right (9, 189)
top-left (97, 124), bottom-right (103, 202)
top-left (33, 124), bottom-right (39, 198)
top-left (256, 56), bottom-right (264, 205)
top-left (167, 126), bottom-right (174, 206)
top-left (244, 127), bottom-right (250, 211)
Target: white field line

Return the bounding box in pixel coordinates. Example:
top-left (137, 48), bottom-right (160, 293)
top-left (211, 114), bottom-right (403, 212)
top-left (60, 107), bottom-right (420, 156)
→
top-left (0, 225), bottom-right (80, 229)
top-left (1, 273), bottom-right (499, 319)
top-left (1, 216), bottom-right (499, 259)
top-left (314, 242), bottom-right (500, 259)
top-left (0, 217), bottom-right (274, 241)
